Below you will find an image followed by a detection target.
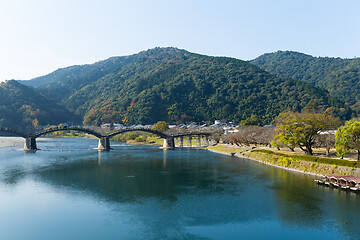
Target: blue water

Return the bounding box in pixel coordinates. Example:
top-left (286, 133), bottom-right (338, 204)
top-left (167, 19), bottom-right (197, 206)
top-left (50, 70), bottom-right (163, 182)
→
top-left (0, 138), bottom-right (358, 239)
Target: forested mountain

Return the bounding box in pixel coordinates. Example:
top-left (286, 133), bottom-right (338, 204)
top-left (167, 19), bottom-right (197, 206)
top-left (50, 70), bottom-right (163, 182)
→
top-left (21, 56), bottom-right (133, 103)
top-left (21, 48), bottom-right (353, 125)
top-left (250, 51), bottom-right (360, 107)
top-left (0, 80), bottom-right (80, 131)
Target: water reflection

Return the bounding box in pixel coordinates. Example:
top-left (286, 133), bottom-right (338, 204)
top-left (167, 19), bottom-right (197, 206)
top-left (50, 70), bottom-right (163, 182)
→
top-left (33, 150), bottom-right (245, 203)
top-left (98, 150), bottom-right (101, 165)
top-left (271, 169), bottom-right (325, 228)
top-left (163, 150), bottom-right (167, 169)
top-left (0, 138), bottom-right (358, 239)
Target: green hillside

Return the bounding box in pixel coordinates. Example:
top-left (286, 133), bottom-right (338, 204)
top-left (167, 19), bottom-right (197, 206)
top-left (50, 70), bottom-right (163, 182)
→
top-left (0, 80), bottom-right (80, 131)
top-left (23, 48), bottom-right (353, 125)
top-left (21, 57), bottom-right (131, 102)
top-left (250, 51), bottom-right (360, 106)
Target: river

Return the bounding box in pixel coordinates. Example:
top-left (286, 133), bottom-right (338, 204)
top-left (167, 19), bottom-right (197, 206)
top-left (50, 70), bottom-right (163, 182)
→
top-left (0, 138), bottom-right (359, 239)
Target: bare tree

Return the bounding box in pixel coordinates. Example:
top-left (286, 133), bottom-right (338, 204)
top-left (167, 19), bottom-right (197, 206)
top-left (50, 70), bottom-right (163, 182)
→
top-left (315, 132), bottom-right (335, 157)
top-left (223, 126), bottom-right (275, 147)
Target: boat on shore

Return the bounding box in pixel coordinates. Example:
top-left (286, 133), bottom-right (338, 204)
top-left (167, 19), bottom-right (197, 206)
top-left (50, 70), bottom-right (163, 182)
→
top-left (315, 175), bottom-right (360, 192)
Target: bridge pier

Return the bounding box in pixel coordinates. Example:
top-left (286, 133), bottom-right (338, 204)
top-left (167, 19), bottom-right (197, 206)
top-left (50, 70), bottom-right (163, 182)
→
top-left (24, 137), bottom-right (37, 151)
top-left (163, 137), bottom-right (175, 149)
top-left (179, 136), bottom-right (184, 148)
top-left (98, 137), bottom-right (110, 151)
top-left (188, 135), bottom-right (192, 147)
top-left (205, 136), bottom-right (209, 146)
top-left (197, 135), bottom-right (201, 147)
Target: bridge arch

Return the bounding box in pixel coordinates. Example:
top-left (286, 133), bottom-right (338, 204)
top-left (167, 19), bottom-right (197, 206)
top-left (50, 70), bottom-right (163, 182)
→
top-left (107, 128), bottom-right (168, 139)
top-left (33, 127), bottom-right (103, 139)
top-left (0, 127), bottom-right (27, 138)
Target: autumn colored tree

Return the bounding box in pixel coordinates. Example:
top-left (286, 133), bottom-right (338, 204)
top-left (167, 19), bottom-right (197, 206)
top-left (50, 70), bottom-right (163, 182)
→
top-left (32, 118), bottom-right (39, 128)
top-left (152, 121), bottom-right (169, 132)
top-left (335, 120), bottom-right (360, 160)
top-left (274, 112), bottom-right (340, 155)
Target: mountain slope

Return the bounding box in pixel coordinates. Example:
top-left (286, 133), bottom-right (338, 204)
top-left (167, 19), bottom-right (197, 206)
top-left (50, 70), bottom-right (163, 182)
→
top-left (0, 80), bottom-right (80, 131)
top-left (23, 48), bottom-right (353, 125)
top-left (250, 51), bottom-right (360, 106)
top-left (21, 56), bottom-right (135, 102)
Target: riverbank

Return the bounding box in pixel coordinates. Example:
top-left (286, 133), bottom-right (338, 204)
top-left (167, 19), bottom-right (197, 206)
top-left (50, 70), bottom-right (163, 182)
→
top-left (0, 137), bottom-right (55, 149)
top-left (125, 139), bottom-right (162, 145)
top-left (207, 144), bottom-right (360, 177)
top-left (0, 137), bottom-right (25, 148)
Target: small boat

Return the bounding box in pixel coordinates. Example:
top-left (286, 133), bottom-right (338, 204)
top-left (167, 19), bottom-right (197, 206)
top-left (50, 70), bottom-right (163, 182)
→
top-left (348, 179), bottom-right (360, 191)
top-left (315, 176), bottom-right (330, 186)
top-left (329, 176), bottom-right (340, 188)
top-left (338, 176), bottom-right (354, 190)
top-left (315, 175), bottom-right (360, 192)
top-left (314, 179), bottom-right (324, 184)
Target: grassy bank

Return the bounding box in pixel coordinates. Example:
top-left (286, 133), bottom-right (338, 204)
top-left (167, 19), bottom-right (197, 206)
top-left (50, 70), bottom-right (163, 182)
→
top-left (111, 132), bottom-right (163, 145)
top-left (125, 137), bottom-right (163, 145)
top-left (43, 131), bottom-right (164, 145)
top-left (207, 145), bottom-right (360, 177)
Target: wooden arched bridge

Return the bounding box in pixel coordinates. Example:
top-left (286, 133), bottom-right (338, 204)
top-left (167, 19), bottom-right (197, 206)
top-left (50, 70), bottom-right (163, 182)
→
top-left (0, 126), bottom-right (212, 151)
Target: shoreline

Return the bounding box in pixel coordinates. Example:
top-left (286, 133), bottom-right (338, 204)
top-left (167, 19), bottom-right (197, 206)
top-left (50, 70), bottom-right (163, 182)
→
top-left (206, 148), bottom-right (323, 178)
top-left (0, 137), bottom-right (25, 148)
top-left (206, 145), bottom-right (360, 178)
top-left (0, 137), bottom-right (54, 149)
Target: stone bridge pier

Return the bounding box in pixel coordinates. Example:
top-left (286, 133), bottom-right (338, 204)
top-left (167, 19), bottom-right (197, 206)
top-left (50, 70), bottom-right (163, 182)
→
top-left (98, 137), bottom-right (110, 151)
top-left (163, 137), bottom-right (175, 149)
top-left (197, 135), bottom-right (201, 147)
top-left (24, 137), bottom-right (37, 151)
top-left (179, 136), bottom-right (184, 148)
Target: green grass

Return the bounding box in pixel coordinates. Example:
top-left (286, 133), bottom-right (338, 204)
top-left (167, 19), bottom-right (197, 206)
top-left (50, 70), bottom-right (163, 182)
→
top-left (252, 149), bottom-right (360, 168)
top-left (207, 145), bottom-right (239, 153)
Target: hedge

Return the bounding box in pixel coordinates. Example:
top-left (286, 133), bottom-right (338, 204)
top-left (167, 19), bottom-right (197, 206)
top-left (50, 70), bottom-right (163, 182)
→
top-left (252, 150), bottom-right (360, 168)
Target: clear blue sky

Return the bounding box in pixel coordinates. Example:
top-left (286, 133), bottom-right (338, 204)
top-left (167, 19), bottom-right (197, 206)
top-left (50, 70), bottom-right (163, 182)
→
top-left (1, 0), bottom-right (359, 81)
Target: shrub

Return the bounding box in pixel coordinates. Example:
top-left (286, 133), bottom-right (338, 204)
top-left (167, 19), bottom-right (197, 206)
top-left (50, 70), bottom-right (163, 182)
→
top-left (125, 132), bottom-right (140, 141)
top-left (252, 149), bottom-right (360, 168)
top-left (279, 157), bottom-right (293, 167)
top-left (134, 135), bottom-right (147, 142)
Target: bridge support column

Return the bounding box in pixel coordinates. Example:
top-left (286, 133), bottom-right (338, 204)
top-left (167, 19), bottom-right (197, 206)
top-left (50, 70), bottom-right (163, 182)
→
top-left (24, 137), bottom-right (37, 151)
top-left (188, 135), bottom-right (192, 147)
top-left (98, 137), bottom-right (110, 151)
top-left (163, 137), bottom-right (175, 149)
top-left (197, 135), bottom-right (201, 147)
top-left (205, 136), bottom-right (209, 146)
top-left (179, 136), bottom-right (184, 148)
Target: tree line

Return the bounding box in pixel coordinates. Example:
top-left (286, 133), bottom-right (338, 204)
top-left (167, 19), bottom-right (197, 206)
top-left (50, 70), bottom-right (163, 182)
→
top-left (223, 111), bottom-right (360, 161)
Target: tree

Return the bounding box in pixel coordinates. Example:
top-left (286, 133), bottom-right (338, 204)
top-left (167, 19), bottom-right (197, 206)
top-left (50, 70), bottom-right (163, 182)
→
top-left (223, 126), bottom-right (275, 146)
top-left (239, 115), bottom-right (260, 127)
top-left (315, 132), bottom-right (335, 157)
top-left (32, 118), bottom-right (39, 128)
top-left (274, 112), bottom-right (340, 155)
top-left (335, 120), bottom-right (360, 161)
top-left (302, 99), bottom-right (321, 113)
top-left (152, 121), bottom-right (169, 132)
